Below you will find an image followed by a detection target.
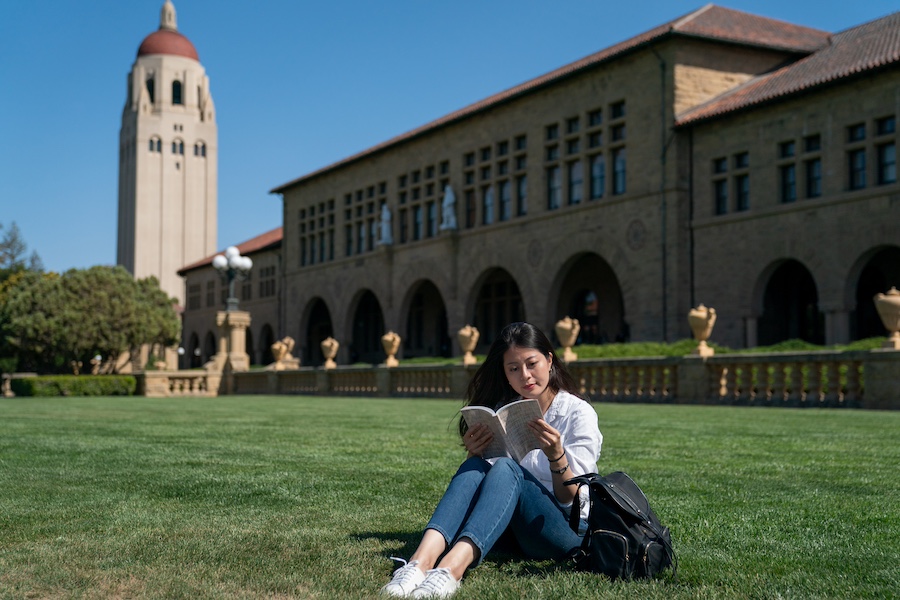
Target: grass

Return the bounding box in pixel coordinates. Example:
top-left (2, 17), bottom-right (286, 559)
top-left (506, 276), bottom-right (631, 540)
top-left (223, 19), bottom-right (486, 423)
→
top-left (1, 396), bottom-right (898, 599)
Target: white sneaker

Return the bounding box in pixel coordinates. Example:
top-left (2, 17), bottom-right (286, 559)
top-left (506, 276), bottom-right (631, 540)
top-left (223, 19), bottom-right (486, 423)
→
top-left (410, 567), bottom-right (460, 598)
top-left (380, 558), bottom-right (426, 597)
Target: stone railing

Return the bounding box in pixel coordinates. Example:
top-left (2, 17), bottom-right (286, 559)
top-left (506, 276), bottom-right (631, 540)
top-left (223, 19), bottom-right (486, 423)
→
top-left (139, 370), bottom-right (221, 398)
top-left (225, 349), bottom-right (900, 409)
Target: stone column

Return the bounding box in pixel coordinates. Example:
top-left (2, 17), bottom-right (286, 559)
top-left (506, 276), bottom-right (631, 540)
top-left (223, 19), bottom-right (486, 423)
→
top-left (214, 310), bottom-right (252, 372)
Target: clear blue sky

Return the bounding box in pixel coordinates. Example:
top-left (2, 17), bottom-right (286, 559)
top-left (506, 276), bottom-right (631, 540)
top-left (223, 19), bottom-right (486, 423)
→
top-left (1, 1), bottom-right (896, 274)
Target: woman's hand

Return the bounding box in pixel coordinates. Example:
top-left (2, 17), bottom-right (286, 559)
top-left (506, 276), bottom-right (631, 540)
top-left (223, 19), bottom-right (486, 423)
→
top-left (464, 423), bottom-right (493, 458)
top-left (528, 418), bottom-right (564, 461)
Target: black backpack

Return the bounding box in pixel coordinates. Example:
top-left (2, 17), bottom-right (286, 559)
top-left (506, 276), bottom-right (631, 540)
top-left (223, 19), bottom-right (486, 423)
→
top-left (566, 471), bottom-right (676, 580)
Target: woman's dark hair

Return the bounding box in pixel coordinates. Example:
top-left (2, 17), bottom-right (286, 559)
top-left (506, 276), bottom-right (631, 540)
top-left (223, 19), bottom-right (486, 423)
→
top-left (458, 322), bottom-right (580, 438)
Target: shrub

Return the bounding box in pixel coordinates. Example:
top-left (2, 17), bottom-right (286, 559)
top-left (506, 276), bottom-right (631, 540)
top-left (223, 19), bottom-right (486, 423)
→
top-left (10, 375), bottom-right (137, 397)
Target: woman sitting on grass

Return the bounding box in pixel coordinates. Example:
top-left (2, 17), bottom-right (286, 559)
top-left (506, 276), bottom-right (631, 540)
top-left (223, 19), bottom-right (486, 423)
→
top-left (381, 322), bottom-right (603, 598)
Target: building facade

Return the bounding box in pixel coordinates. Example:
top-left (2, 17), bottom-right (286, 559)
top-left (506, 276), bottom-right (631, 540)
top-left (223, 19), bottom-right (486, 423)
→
top-left (118, 0), bottom-right (217, 305)
top-left (178, 228), bottom-right (282, 368)
top-left (182, 5), bottom-right (899, 367)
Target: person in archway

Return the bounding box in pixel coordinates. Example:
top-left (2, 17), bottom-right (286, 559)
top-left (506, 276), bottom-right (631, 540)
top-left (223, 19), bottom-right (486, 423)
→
top-left (381, 322), bottom-right (602, 598)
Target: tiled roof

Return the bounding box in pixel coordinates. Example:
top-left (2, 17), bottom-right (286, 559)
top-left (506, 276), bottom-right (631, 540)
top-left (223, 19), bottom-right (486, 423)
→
top-left (177, 226), bottom-right (283, 275)
top-left (270, 4), bottom-right (829, 193)
top-left (677, 11), bottom-right (900, 126)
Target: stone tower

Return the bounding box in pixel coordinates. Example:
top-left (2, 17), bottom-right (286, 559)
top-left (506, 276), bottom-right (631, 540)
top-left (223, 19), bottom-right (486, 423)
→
top-left (117, 0), bottom-right (217, 305)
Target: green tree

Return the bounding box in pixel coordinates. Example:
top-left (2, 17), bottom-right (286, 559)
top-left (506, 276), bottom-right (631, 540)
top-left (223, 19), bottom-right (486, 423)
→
top-left (0, 266), bottom-right (180, 374)
top-left (0, 221), bottom-right (43, 284)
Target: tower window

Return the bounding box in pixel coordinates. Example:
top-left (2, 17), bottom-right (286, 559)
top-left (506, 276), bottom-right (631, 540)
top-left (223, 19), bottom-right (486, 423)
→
top-left (146, 77), bottom-right (155, 103)
top-left (172, 80), bottom-right (183, 105)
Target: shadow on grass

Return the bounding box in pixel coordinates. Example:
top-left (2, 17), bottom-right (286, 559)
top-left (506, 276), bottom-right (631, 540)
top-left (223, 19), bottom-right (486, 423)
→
top-left (353, 528), bottom-right (576, 578)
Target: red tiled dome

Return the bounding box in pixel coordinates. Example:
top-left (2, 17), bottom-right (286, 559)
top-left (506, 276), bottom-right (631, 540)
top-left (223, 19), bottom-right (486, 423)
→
top-left (137, 29), bottom-right (199, 61)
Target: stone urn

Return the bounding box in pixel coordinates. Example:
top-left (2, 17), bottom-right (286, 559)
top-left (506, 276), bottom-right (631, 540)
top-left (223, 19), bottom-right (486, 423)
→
top-left (320, 336), bottom-right (339, 369)
top-left (555, 317), bottom-right (580, 363)
top-left (687, 304), bottom-right (716, 357)
top-left (457, 325), bottom-right (480, 366)
top-left (381, 330), bottom-right (401, 368)
top-left (874, 287), bottom-right (900, 349)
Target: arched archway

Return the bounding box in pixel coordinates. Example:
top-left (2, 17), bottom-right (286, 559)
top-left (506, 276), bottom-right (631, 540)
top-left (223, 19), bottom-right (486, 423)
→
top-left (203, 331), bottom-right (216, 363)
top-left (851, 246), bottom-right (900, 340)
top-left (305, 298), bottom-right (334, 366)
top-left (259, 324), bottom-right (275, 366)
top-left (188, 332), bottom-right (202, 368)
top-left (757, 260), bottom-right (824, 345)
top-left (555, 253), bottom-right (626, 344)
top-left (350, 290), bottom-right (385, 364)
top-left (245, 328), bottom-right (255, 365)
top-left (404, 281), bottom-right (451, 358)
top-left (471, 269), bottom-right (524, 350)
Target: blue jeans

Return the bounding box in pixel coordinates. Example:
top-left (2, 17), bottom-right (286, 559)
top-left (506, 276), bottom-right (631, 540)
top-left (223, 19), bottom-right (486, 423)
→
top-left (425, 456), bottom-right (583, 566)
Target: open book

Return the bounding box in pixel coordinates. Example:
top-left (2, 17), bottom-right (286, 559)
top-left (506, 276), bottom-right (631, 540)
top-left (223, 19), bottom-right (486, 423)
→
top-left (460, 398), bottom-right (543, 463)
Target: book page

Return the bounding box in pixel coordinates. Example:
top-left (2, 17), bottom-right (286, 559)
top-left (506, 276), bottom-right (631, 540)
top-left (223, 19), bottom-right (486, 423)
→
top-left (460, 406), bottom-right (510, 459)
top-left (496, 399), bottom-right (542, 463)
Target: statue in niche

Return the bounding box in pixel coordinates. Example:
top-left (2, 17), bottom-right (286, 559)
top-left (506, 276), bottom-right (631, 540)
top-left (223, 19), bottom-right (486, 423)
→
top-left (378, 203), bottom-right (393, 245)
top-left (439, 185), bottom-right (458, 231)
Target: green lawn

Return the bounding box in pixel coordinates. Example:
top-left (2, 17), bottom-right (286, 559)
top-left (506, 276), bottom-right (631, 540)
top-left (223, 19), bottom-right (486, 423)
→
top-left (1, 396), bottom-right (897, 599)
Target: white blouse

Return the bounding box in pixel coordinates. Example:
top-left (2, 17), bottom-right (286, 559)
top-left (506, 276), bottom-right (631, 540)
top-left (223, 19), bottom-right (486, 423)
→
top-left (515, 390), bottom-right (603, 521)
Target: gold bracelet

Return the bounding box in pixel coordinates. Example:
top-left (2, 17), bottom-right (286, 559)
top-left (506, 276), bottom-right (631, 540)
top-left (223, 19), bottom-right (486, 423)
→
top-left (549, 463), bottom-right (569, 475)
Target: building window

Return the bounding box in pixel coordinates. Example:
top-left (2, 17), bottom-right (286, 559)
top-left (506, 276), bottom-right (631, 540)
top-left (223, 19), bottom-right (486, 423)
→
top-left (877, 143), bottom-right (896, 185)
top-left (498, 180), bottom-right (511, 221)
top-left (187, 284), bottom-right (201, 310)
top-left (611, 100), bottom-right (626, 119)
top-left (804, 134), bottom-right (821, 153)
top-left (398, 209), bottom-right (408, 243)
top-left (714, 179), bottom-right (728, 215)
top-left (357, 222), bottom-right (365, 252)
top-left (588, 108), bottom-right (603, 127)
top-left (590, 154), bottom-right (605, 199)
top-left (546, 145), bottom-right (559, 161)
top-left (482, 186), bottom-right (495, 225)
top-left (780, 164), bottom-right (796, 203)
top-left (566, 117), bottom-right (580, 134)
top-left (734, 152), bottom-right (749, 169)
top-left (588, 131), bottom-right (603, 148)
top-left (427, 201), bottom-right (437, 237)
top-left (735, 174), bottom-right (750, 211)
top-left (547, 166), bottom-right (561, 210)
top-left (345, 225), bottom-right (353, 256)
top-left (171, 140), bottom-right (184, 155)
top-left (876, 116), bottom-right (896, 185)
top-left (367, 218), bottom-right (376, 251)
top-left (497, 140), bottom-right (509, 156)
top-left (805, 159), bottom-right (822, 198)
top-left (258, 266), bottom-right (276, 298)
top-left (206, 281), bottom-right (215, 307)
top-left (172, 80), bottom-right (183, 105)
top-left (242, 272), bottom-right (252, 301)
top-left (568, 161), bottom-right (583, 205)
top-left (462, 191), bottom-right (475, 228)
top-left (146, 77), bottom-right (155, 103)
top-left (566, 139), bottom-right (580, 154)
top-left (612, 148), bottom-right (626, 195)
top-left (848, 148), bottom-right (866, 190)
top-left (412, 206), bottom-right (422, 240)
top-left (847, 123), bottom-right (866, 142)
top-left (779, 141), bottom-right (795, 159)
top-left (713, 157), bottom-right (728, 174)
top-left (546, 124), bottom-right (559, 141)
top-left (611, 124), bottom-right (626, 142)
top-left (149, 137), bottom-right (161, 152)
top-left (516, 175), bottom-right (527, 216)
top-left (515, 135), bottom-right (527, 151)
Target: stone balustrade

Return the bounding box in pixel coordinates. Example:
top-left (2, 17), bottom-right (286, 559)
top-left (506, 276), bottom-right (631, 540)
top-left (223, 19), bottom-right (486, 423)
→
top-left (221, 348), bottom-right (899, 409)
top-left (140, 370), bottom-right (220, 397)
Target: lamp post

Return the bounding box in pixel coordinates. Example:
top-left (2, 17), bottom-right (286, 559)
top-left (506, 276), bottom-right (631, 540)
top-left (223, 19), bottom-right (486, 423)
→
top-left (212, 246), bottom-right (253, 311)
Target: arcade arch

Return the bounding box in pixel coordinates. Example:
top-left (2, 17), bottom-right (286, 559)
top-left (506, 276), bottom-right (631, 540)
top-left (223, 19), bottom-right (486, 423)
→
top-left (756, 259), bottom-right (824, 345)
top-left (403, 280), bottom-right (451, 358)
top-left (849, 245), bottom-right (900, 340)
top-left (554, 253), bottom-right (626, 344)
top-left (350, 290), bottom-right (385, 364)
top-left (470, 268), bottom-right (524, 350)
top-left (304, 298), bottom-right (334, 366)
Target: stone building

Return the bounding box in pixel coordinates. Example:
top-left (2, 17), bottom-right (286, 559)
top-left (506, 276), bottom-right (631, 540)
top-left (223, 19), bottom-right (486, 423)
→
top-left (118, 0), bottom-right (217, 305)
top-left (181, 5), bottom-right (899, 366)
top-left (177, 227), bottom-right (282, 368)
